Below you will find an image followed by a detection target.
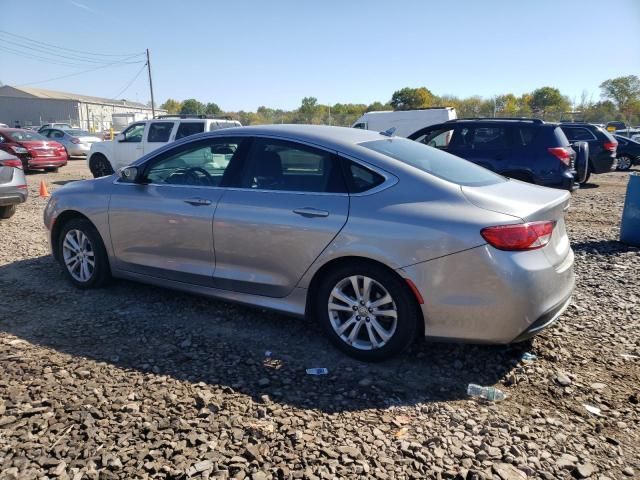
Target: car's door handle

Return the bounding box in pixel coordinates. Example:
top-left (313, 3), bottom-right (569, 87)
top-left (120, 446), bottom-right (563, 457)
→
top-left (293, 207), bottom-right (330, 218)
top-left (184, 197), bottom-right (212, 206)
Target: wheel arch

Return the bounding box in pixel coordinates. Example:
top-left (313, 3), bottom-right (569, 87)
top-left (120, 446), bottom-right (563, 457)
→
top-left (304, 255), bottom-right (425, 332)
top-left (51, 210), bottom-right (95, 261)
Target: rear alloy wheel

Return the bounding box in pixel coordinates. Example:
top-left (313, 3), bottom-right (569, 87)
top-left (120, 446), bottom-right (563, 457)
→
top-left (616, 155), bottom-right (633, 171)
top-left (90, 154), bottom-right (114, 178)
top-left (0, 205), bottom-right (16, 219)
top-left (316, 263), bottom-right (419, 361)
top-left (58, 218), bottom-right (110, 289)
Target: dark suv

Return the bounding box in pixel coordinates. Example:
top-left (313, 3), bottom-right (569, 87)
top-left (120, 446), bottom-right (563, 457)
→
top-left (559, 123), bottom-right (617, 182)
top-left (408, 118), bottom-right (581, 191)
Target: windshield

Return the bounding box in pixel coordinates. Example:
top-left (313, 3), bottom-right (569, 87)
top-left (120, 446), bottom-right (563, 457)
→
top-left (360, 137), bottom-right (506, 187)
top-left (67, 129), bottom-right (91, 136)
top-left (8, 130), bottom-right (47, 141)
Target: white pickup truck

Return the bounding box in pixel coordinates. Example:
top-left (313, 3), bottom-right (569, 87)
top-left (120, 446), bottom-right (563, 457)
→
top-left (87, 116), bottom-right (241, 177)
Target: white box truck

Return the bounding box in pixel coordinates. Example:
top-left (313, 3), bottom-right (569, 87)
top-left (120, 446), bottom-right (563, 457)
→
top-left (351, 107), bottom-right (457, 137)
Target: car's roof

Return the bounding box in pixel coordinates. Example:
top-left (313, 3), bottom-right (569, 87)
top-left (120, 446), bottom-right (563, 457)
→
top-left (207, 124), bottom-right (386, 148)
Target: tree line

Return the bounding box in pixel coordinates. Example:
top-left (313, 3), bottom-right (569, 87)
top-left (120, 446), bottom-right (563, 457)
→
top-left (160, 75), bottom-right (640, 128)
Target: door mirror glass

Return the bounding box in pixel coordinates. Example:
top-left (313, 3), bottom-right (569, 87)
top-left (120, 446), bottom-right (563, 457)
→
top-left (116, 133), bottom-right (126, 142)
top-left (118, 166), bottom-right (139, 182)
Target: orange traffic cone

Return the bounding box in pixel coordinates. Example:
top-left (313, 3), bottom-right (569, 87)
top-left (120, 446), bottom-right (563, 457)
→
top-left (39, 180), bottom-right (50, 198)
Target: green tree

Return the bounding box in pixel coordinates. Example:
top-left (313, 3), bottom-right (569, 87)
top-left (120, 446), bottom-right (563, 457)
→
top-left (530, 87), bottom-right (570, 118)
top-left (205, 102), bottom-right (222, 115)
top-left (160, 98), bottom-right (182, 114)
top-left (298, 97), bottom-right (319, 122)
top-left (180, 98), bottom-right (205, 115)
top-left (366, 101), bottom-right (390, 112)
top-left (599, 75), bottom-right (640, 125)
top-left (390, 87), bottom-right (435, 110)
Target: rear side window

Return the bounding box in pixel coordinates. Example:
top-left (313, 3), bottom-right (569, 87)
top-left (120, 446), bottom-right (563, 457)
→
top-left (241, 138), bottom-right (346, 193)
top-left (515, 127), bottom-right (537, 146)
top-left (147, 122), bottom-right (174, 142)
top-left (361, 137), bottom-right (505, 187)
top-left (176, 122), bottom-right (205, 140)
top-left (466, 126), bottom-right (509, 149)
top-left (345, 161), bottom-right (385, 193)
top-left (562, 127), bottom-right (596, 141)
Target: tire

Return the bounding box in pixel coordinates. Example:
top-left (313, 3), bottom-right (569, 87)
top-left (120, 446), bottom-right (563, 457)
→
top-left (57, 218), bottom-right (111, 289)
top-left (90, 154), bottom-right (114, 178)
top-left (314, 262), bottom-right (419, 362)
top-left (581, 169), bottom-right (591, 185)
top-left (44, 167), bottom-right (59, 173)
top-left (616, 155), bottom-right (633, 171)
top-left (0, 205), bottom-right (16, 219)
top-left (573, 141), bottom-right (589, 184)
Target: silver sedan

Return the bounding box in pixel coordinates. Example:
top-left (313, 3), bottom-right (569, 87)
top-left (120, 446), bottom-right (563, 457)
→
top-left (44, 125), bottom-right (575, 361)
top-left (39, 128), bottom-right (102, 158)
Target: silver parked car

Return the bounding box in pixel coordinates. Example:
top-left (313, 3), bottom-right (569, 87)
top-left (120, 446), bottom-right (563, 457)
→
top-left (0, 150), bottom-right (28, 219)
top-left (39, 128), bottom-right (102, 158)
top-left (44, 125), bottom-right (575, 361)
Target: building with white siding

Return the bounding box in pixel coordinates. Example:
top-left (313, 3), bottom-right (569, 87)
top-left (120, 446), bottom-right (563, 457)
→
top-left (0, 86), bottom-right (165, 131)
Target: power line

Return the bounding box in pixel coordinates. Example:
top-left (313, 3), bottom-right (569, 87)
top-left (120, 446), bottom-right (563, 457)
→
top-left (0, 36), bottom-right (143, 65)
top-left (112, 62), bottom-right (148, 99)
top-left (18, 60), bottom-right (145, 87)
top-left (0, 45), bottom-right (141, 69)
top-left (0, 30), bottom-right (145, 58)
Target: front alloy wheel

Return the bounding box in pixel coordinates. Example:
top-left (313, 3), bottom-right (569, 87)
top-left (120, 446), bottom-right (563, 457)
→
top-left (316, 263), bottom-right (419, 361)
top-left (58, 218), bottom-right (110, 289)
top-left (62, 229), bottom-right (95, 282)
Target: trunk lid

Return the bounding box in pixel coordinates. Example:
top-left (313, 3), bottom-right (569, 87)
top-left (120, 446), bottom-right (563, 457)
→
top-left (461, 179), bottom-right (571, 266)
top-left (77, 136), bottom-right (102, 144)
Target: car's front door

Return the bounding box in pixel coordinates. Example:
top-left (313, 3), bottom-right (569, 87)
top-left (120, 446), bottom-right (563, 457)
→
top-left (114, 122), bottom-right (145, 169)
top-left (108, 136), bottom-right (247, 285)
top-left (212, 137), bottom-right (349, 297)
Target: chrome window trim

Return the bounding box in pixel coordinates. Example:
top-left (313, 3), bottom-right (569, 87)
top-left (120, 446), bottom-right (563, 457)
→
top-left (114, 133), bottom-right (398, 196)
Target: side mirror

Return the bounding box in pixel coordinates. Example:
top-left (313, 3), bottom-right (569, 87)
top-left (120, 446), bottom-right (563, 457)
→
top-left (116, 133), bottom-right (125, 142)
top-left (118, 166), bottom-right (139, 182)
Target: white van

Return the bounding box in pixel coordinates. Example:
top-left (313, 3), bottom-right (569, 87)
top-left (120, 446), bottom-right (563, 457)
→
top-left (352, 108), bottom-right (457, 137)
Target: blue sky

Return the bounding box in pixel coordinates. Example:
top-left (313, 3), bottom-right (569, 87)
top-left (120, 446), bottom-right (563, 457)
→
top-left (1, 0), bottom-right (639, 111)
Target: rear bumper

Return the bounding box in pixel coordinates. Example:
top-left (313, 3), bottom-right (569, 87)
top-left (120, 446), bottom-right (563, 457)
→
top-left (400, 244), bottom-right (575, 343)
top-left (0, 192), bottom-right (27, 206)
top-left (68, 145), bottom-right (91, 157)
top-left (590, 153), bottom-right (616, 174)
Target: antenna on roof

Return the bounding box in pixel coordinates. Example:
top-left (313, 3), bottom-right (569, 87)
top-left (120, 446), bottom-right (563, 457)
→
top-left (380, 127), bottom-right (396, 137)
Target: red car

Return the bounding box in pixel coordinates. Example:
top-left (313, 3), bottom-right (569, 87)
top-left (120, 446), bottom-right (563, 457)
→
top-left (0, 128), bottom-right (68, 172)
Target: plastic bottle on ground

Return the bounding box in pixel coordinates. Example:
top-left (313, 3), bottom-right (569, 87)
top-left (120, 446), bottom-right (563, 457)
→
top-left (467, 383), bottom-right (506, 401)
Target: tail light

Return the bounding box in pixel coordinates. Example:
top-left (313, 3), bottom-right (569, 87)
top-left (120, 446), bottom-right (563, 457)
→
top-left (603, 141), bottom-right (617, 152)
top-left (548, 147), bottom-right (572, 166)
top-left (0, 158), bottom-right (23, 168)
top-left (481, 221), bottom-right (556, 251)
top-left (71, 137), bottom-right (81, 144)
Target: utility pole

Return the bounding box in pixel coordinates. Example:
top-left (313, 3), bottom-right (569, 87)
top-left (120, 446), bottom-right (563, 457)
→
top-left (146, 48), bottom-right (156, 118)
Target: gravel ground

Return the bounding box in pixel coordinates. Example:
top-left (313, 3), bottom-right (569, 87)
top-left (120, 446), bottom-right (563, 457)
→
top-left (0, 161), bottom-right (638, 480)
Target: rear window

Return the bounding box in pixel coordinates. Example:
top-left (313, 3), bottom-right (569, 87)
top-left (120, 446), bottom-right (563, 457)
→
top-left (8, 131), bottom-right (46, 141)
top-left (361, 137), bottom-right (505, 187)
top-left (66, 129), bottom-right (90, 136)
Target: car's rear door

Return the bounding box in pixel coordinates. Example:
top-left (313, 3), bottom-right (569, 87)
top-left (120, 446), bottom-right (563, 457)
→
top-left (108, 136), bottom-right (248, 285)
top-left (212, 136), bottom-right (349, 297)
